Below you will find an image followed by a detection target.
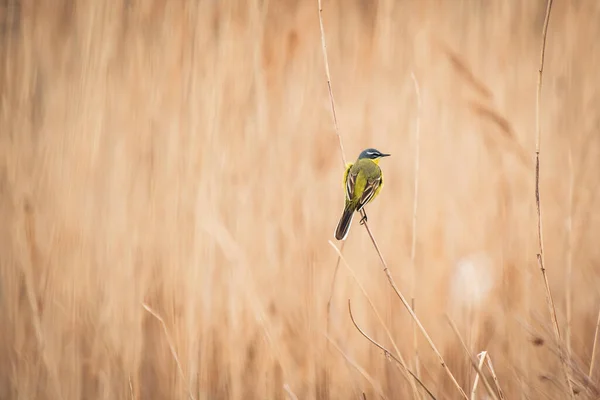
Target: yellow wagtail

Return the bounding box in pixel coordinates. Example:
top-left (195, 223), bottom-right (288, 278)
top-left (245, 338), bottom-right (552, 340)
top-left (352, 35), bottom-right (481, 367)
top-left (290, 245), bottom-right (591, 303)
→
top-left (334, 148), bottom-right (390, 240)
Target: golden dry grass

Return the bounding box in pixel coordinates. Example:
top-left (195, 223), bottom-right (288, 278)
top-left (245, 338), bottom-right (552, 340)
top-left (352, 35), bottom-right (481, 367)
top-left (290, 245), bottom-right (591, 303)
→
top-left (1, 1), bottom-right (600, 399)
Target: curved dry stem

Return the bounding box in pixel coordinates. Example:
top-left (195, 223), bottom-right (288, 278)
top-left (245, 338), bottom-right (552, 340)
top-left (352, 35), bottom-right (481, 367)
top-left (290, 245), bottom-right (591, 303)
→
top-left (325, 334), bottom-right (389, 400)
top-left (348, 300), bottom-right (437, 400)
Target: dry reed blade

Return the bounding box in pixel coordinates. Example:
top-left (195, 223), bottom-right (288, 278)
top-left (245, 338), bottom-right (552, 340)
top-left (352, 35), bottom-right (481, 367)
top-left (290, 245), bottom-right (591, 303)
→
top-left (566, 148), bottom-right (574, 361)
top-left (142, 303), bottom-right (195, 400)
top-left (348, 301), bottom-right (437, 400)
top-left (446, 317), bottom-right (499, 400)
top-left (283, 383), bottom-right (299, 400)
top-left (329, 241), bottom-right (421, 398)
top-left (533, 0), bottom-right (575, 397)
top-left (409, 71), bottom-right (422, 383)
top-left (323, 330), bottom-right (367, 399)
top-left (22, 207), bottom-right (64, 400)
top-left (436, 40), bottom-right (493, 100)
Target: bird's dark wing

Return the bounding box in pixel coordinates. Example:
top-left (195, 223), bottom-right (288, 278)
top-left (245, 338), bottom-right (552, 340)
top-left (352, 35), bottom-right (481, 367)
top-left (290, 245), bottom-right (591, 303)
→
top-left (346, 167), bottom-right (357, 201)
top-left (356, 176), bottom-right (382, 212)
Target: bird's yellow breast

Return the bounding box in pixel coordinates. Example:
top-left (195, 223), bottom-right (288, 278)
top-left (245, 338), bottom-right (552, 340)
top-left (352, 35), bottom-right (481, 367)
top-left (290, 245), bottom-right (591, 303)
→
top-left (351, 158), bottom-right (382, 179)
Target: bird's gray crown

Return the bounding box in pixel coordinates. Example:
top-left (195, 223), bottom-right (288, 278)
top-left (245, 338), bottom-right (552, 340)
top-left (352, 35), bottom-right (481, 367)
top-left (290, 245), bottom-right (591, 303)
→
top-left (358, 148), bottom-right (390, 159)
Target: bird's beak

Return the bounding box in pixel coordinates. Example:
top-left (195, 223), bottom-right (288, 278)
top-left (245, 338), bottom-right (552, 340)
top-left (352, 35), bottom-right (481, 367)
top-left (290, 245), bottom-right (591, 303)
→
top-left (381, 153), bottom-right (391, 157)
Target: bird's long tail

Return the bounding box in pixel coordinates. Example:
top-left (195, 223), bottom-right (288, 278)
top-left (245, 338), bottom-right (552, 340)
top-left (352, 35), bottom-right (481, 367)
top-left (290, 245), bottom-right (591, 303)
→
top-left (335, 203), bottom-right (355, 241)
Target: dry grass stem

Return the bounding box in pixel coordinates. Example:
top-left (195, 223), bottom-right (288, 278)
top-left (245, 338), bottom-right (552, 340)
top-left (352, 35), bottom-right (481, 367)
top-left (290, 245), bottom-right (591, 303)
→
top-left (348, 300), bottom-right (437, 400)
top-left (358, 217), bottom-right (467, 399)
top-left (129, 376), bottom-right (135, 399)
top-left (470, 351), bottom-right (488, 400)
top-left (327, 239), bottom-right (346, 333)
top-left (535, 0), bottom-right (553, 153)
top-left (484, 355), bottom-right (505, 400)
top-left (318, 0), bottom-right (347, 345)
top-left (317, 0), bottom-right (346, 166)
top-left (533, 0), bottom-right (575, 397)
top-left (471, 351), bottom-right (505, 400)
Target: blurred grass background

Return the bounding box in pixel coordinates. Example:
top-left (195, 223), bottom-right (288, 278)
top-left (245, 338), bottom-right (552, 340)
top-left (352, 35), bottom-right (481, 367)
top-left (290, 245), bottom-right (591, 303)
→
top-left (1, 0), bottom-right (600, 399)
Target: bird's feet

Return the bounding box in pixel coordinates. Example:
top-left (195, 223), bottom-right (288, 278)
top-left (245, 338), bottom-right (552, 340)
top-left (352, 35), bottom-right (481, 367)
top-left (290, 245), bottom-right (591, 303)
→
top-left (359, 213), bottom-right (368, 225)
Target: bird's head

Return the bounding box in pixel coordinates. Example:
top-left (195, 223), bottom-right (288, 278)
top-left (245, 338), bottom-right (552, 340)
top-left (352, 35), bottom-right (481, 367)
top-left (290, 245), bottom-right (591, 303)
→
top-left (358, 148), bottom-right (391, 164)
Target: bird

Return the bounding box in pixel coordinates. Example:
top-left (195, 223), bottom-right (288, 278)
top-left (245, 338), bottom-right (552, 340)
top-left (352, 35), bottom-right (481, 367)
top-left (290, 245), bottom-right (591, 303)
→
top-left (334, 148), bottom-right (390, 241)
